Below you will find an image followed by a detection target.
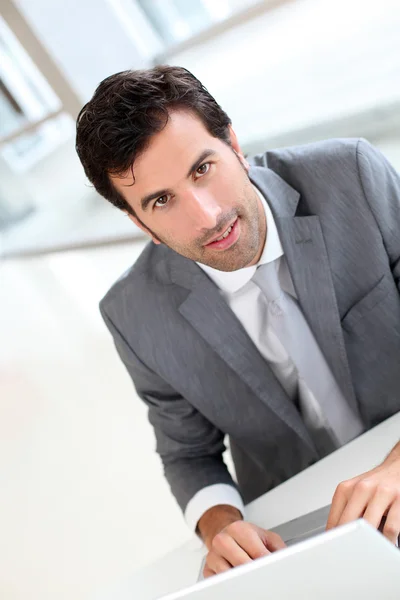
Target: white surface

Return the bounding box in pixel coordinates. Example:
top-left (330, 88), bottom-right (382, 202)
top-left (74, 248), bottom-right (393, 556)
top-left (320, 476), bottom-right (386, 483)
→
top-left (159, 521), bottom-right (400, 600)
top-left (0, 242), bottom-right (192, 600)
top-left (97, 411), bottom-right (400, 600)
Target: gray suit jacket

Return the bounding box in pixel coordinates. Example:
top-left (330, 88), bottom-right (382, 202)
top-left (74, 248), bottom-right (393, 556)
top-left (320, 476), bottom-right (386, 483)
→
top-left (100, 138), bottom-right (400, 512)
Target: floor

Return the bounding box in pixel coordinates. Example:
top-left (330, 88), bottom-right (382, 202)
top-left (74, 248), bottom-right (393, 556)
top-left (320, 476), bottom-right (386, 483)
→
top-left (0, 240), bottom-right (192, 600)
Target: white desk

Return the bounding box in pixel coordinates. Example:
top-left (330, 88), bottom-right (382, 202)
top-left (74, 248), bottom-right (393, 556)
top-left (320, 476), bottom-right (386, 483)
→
top-left (97, 412), bottom-right (400, 600)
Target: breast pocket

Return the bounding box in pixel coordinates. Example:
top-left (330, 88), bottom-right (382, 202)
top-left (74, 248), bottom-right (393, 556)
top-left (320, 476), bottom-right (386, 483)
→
top-left (341, 274), bottom-right (390, 332)
top-left (341, 272), bottom-right (400, 426)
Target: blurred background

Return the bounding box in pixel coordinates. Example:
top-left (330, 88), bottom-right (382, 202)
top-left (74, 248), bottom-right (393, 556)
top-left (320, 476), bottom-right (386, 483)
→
top-left (1, 0), bottom-right (400, 598)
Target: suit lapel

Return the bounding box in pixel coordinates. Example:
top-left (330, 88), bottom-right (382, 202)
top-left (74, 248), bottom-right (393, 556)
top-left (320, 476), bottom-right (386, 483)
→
top-left (250, 166), bottom-right (359, 415)
top-left (168, 253), bottom-right (314, 447)
top-left (277, 217), bottom-right (359, 412)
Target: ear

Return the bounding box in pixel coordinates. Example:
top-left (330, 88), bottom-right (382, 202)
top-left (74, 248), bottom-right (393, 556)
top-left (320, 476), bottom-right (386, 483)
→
top-left (228, 125), bottom-right (250, 171)
top-left (127, 213), bottom-right (161, 245)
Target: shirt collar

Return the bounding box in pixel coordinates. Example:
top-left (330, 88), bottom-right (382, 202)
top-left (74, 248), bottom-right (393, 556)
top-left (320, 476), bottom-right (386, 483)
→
top-left (197, 185), bottom-right (284, 294)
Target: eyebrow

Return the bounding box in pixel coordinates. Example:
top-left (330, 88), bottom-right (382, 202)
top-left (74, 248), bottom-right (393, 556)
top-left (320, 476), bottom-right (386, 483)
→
top-left (140, 149), bottom-right (217, 211)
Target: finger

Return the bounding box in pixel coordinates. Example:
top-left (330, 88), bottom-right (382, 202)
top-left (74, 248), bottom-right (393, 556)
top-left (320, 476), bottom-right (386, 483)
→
top-left (203, 564), bottom-right (215, 579)
top-left (211, 531), bottom-right (253, 567)
top-left (327, 480), bottom-right (354, 529)
top-left (203, 565), bottom-right (213, 578)
top-left (337, 480), bottom-right (377, 526)
top-left (205, 553), bottom-right (232, 577)
top-left (260, 530), bottom-right (287, 552)
top-left (226, 522), bottom-right (285, 558)
top-left (362, 487), bottom-right (395, 530)
top-left (230, 525), bottom-right (273, 559)
top-left (382, 500), bottom-right (400, 544)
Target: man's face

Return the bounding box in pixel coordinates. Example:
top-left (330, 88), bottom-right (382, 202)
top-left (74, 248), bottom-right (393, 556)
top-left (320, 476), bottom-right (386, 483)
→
top-left (111, 110), bottom-right (266, 272)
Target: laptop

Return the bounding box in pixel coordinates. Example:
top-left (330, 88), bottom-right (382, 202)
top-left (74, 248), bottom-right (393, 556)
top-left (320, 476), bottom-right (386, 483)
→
top-left (269, 503), bottom-right (331, 546)
top-left (156, 511), bottom-right (400, 600)
top-left (197, 502), bottom-right (397, 579)
top-left (197, 504), bottom-right (331, 581)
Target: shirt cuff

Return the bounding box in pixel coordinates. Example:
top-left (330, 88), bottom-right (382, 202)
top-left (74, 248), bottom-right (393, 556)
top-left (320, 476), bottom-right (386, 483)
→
top-left (184, 484), bottom-right (245, 532)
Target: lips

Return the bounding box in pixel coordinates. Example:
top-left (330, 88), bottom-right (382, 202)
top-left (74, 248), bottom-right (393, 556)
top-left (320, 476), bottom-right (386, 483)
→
top-left (205, 217), bottom-right (240, 251)
top-left (205, 218), bottom-right (238, 246)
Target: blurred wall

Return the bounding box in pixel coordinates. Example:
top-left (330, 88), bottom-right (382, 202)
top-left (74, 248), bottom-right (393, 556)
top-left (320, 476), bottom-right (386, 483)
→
top-left (166, 0), bottom-right (400, 152)
top-left (1, 0), bottom-right (158, 230)
top-left (14, 0), bottom-right (151, 103)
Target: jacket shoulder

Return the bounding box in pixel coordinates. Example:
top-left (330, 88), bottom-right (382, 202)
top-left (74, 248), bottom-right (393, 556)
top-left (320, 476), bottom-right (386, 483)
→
top-left (252, 138), bottom-right (369, 203)
top-left (251, 137), bottom-right (362, 169)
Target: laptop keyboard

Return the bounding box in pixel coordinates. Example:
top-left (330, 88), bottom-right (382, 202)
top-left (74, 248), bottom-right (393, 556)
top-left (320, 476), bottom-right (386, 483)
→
top-left (284, 524), bottom-right (327, 547)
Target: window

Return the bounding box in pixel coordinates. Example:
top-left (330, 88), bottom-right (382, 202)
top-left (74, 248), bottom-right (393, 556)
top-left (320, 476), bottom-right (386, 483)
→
top-left (0, 16), bottom-right (74, 172)
top-left (136, 0), bottom-right (261, 46)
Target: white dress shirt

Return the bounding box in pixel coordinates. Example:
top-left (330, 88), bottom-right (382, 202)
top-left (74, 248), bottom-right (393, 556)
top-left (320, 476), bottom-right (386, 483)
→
top-left (185, 186), bottom-right (329, 531)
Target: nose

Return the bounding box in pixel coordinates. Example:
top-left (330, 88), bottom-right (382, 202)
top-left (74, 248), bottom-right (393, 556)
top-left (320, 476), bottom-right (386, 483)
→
top-left (183, 188), bottom-right (222, 231)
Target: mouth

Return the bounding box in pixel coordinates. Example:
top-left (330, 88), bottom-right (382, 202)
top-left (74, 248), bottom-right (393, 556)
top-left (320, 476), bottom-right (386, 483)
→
top-left (205, 217), bottom-right (240, 251)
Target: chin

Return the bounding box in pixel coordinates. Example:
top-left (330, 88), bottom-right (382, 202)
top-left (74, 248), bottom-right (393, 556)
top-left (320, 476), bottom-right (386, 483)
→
top-left (212, 255), bottom-right (252, 272)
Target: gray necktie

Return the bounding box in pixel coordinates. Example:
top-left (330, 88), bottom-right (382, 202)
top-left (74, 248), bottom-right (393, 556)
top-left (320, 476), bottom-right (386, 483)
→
top-left (253, 260), bottom-right (364, 456)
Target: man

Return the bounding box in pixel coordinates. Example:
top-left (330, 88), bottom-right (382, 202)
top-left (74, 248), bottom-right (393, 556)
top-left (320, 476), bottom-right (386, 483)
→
top-left (76, 65), bottom-right (400, 578)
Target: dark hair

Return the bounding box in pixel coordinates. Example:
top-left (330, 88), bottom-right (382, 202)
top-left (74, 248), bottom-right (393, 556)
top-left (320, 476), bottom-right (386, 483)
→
top-left (75, 65), bottom-right (232, 216)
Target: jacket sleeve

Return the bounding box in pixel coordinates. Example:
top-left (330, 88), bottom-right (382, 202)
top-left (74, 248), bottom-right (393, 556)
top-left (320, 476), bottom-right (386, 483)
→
top-left (100, 302), bottom-right (238, 514)
top-left (356, 138), bottom-right (400, 292)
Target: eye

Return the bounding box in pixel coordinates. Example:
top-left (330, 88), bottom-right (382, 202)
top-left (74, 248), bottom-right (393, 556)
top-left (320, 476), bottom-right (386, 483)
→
top-left (195, 162), bottom-right (210, 178)
top-left (154, 194), bottom-right (170, 208)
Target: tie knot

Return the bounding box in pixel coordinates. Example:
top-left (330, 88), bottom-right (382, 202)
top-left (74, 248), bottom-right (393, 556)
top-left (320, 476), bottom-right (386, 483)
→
top-left (252, 261), bottom-right (282, 303)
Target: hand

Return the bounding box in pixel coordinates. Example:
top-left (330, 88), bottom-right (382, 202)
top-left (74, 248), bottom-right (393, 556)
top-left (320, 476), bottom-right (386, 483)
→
top-left (326, 455), bottom-right (400, 544)
top-left (203, 520), bottom-right (286, 578)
